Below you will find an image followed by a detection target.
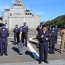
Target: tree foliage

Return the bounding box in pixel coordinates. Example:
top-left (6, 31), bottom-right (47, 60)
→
top-left (44, 15), bottom-right (65, 28)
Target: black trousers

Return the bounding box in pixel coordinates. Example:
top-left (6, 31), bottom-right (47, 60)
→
top-left (0, 38), bottom-right (8, 54)
top-left (14, 33), bottom-right (20, 43)
top-left (17, 33), bottom-right (20, 42)
top-left (22, 33), bottom-right (28, 46)
top-left (49, 37), bottom-right (56, 53)
top-left (39, 43), bottom-right (48, 62)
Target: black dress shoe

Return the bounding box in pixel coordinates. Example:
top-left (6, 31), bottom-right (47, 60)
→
top-left (36, 45), bottom-right (39, 48)
top-left (25, 45), bottom-right (27, 47)
top-left (4, 53), bottom-right (8, 56)
top-left (38, 61), bottom-right (42, 64)
top-left (49, 52), bottom-right (52, 54)
top-left (52, 52), bottom-right (55, 54)
top-left (0, 54), bottom-right (3, 56)
top-left (19, 53), bottom-right (22, 55)
top-left (43, 60), bottom-right (48, 64)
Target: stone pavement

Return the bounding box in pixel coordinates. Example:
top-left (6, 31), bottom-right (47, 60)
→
top-left (0, 59), bottom-right (65, 65)
top-left (0, 31), bottom-right (65, 65)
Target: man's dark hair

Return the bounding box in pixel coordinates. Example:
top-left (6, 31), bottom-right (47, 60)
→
top-left (42, 25), bottom-right (47, 28)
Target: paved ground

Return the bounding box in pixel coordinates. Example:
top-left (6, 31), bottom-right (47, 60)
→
top-left (0, 60), bottom-right (65, 65)
top-left (0, 30), bottom-right (65, 65)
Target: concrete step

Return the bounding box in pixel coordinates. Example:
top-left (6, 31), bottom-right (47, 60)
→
top-left (0, 59), bottom-right (65, 65)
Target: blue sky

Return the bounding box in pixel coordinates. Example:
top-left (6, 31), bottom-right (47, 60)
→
top-left (0, 0), bottom-right (65, 21)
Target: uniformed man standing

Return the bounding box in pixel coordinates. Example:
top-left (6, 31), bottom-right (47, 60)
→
top-left (38, 25), bottom-right (49, 64)
top-left (36, 23), bottom-right (42, 47)
top-left (60, 27), bottom-right (65, 53)
top-left (22, 22), bottom-right (29, 46)
top-left (36, 23), bottom-right (42, 33)
top-left (49, 27), bottom-right (57, 54)
top-left (13, 25), bottom-right (20, 44)
top-left (54, 25), bottom-right (58, 44)
top-left (0, 32), bottom-right (2, 56)
top-left (50, 25), bottom-right (58, 44)
top-left (0, 25), bottom-right (9, 56)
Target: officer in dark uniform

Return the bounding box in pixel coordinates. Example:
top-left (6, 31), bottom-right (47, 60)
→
top-left (0, 31), bottom-right (2, 56)
top-left (36, 23), bottom-right (42, 47)
top-left (0, 25), bottom-right (9, 56)
top-left (55, 25), bottom-right (58, 44)
top-left (13, 25), bottom-right (20, 44)
top-left (38, 25), bottom-right (49, 64)
top-left (50, 25), bottom-right (58, 44)
top-left (49, 27), bottom-right (57, 54)
top-left (36, 23), bottom-right (42, 33)
top-left (22, 22), bottom-right (29, 46)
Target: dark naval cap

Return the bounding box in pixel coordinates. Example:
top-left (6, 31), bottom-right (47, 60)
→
top-left (24, 22), bottom-right (26, 24)
top-left (42, 24), bottom-right (47, 28)
top-left (15, 24), bottom-right (18, 26)
top-left (2, 24), bottom-right (6, 28)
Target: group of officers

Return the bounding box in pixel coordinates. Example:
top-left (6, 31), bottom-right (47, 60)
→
top-left (36, 23), bottom-right (65, 64)
top-left (0, 22), bottom-right (28, 56)
top-left (0, 22), bottom-right (65, 64)
top-left (36, 23), bottom-right (58, 64)
top-left (13, 22), bottom-right (28, 55)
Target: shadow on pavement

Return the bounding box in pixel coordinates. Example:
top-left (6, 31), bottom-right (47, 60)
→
top-left (12, 47), bottom-right (19, 54)
top-left (25, 51), bottom-right (39, 61)
top-left (10, 41), bottom-right (18, 45)
top-left (55, 48), bottom-right (60, 52)
top-left (29, 41), bottom-right (38, 45)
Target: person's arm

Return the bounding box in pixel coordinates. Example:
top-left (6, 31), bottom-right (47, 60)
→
top-left (45, 32), bottom-right (49, 41)
top-left (37, 32), bottom-right (42, 40)
top-left (45, 35), bottom-right (49, 41)
top-left (27, 26), bottom-right (29, 32)
top-left (60, 30), bottom-right (62, 37)
top-left (7, 29), bottom-right (9, 37)
top-left (36, 27), bottom-right (38, 31)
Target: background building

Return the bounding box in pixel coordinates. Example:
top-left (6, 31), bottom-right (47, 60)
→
top-left (2, 0), bottom-right (40, 30)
